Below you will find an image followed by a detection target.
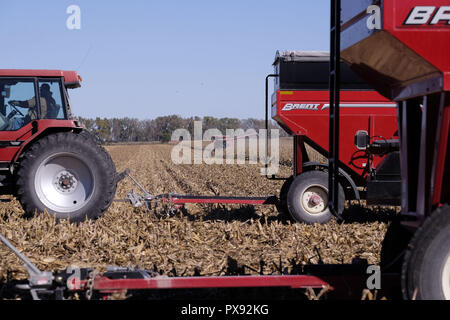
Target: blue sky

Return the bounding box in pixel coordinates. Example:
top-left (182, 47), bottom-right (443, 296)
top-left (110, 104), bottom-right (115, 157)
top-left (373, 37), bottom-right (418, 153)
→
top-left (0, 1), bottom-right (330, 119)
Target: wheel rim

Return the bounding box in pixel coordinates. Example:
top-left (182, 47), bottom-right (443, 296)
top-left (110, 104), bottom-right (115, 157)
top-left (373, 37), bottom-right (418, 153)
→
top-left (442, 254), bottom-right (450, 300)
top-left (300, 185), bottom-right (328, 215)
top-left (34, 152), bottom-right (95, 213)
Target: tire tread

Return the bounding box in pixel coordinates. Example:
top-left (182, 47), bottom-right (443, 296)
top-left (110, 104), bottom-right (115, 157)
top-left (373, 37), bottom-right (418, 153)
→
top-left (15, 131), bottom-right (117, 222)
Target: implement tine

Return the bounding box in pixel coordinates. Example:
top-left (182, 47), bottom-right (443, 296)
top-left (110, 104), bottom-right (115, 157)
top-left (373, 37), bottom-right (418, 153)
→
top-left (126, 173), bottom-right (154, 200)
top-left (113, 170), bottom-right (154, 211)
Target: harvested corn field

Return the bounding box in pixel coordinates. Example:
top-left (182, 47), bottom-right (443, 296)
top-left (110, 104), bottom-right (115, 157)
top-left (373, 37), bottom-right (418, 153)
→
top-left (0, 141), bottom-right (395, 294)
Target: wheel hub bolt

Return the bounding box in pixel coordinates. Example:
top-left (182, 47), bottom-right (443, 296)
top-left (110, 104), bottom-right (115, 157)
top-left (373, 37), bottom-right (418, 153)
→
top-left (309, 194), bottom-right (322, 206)
top-left (54, 171), bottom-right (77, 192)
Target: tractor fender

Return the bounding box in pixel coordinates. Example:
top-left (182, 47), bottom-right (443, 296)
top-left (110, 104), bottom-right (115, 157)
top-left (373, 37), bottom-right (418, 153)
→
top-left (12, 120), bottom-right (83, 163)
top-left (301, 161), bottom-right (361, 201)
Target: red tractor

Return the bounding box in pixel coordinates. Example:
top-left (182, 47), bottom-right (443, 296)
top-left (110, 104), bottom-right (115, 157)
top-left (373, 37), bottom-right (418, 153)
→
top-left (0, 70), bottom-right (118, 222)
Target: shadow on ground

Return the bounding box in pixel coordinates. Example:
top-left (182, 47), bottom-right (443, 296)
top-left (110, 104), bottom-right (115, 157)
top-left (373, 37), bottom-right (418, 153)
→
top-left (176, 202), bottom-right (399, 225)
top-left (177, 205), bottom-right (293, 225)
top-left (1, 255), bottom-right (399, 300)
top-left (341, 203), bottom-right (399, 224)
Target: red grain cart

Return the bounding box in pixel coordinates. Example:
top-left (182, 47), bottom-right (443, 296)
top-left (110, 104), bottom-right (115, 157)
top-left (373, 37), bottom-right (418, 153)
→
top-left (269, 51), bottom-right (400, 223)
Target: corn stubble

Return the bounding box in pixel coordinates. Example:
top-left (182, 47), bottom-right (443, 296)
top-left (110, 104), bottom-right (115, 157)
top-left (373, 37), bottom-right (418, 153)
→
top-left (0, 142), bottom-right (390, 286)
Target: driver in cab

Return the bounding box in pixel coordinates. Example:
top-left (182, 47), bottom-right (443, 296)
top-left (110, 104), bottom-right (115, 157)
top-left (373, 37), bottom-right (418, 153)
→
top-left (9, 84), bottom-right (55, 130)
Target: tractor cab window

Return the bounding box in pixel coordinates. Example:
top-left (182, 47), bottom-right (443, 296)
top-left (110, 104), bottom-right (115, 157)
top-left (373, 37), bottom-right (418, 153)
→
top-left (0, 79), bottom-right (36, 131)
top-left (38, 80), bottom-right (65, 120)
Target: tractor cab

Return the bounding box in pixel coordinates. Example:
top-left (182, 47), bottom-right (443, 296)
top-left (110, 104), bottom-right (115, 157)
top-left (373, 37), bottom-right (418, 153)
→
top-left (0, 70), bottom-right (80, 132)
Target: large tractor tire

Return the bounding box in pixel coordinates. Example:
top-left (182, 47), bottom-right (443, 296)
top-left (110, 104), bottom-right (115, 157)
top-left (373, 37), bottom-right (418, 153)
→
top-left (286, 170), bottom-right (345, 224)
top-left (16, 131), bottom-right (117, 222)
top-left (401, 205), bottom-right (450, 300)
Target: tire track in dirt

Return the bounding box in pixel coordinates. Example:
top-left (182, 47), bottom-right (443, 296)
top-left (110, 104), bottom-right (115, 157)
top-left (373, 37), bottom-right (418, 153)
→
top-left (159, 140), bottom-right (293, 198)
top-left (155, 145), bottom-right (285, 216)
top-left (173, 144), bottom-right (281, 196)
top-left (161, 163), bottom-right (205, 195)
top-left (132, 145), bottom-right (184, 194)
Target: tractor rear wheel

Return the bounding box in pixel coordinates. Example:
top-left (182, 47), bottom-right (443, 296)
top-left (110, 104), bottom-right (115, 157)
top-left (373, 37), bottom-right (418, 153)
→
top-left (286, 170), bottom-right (344, 224)
top-left (401, 205), bottom-right (450, 300)
top-left (16, 131), bottom-right (117, 222)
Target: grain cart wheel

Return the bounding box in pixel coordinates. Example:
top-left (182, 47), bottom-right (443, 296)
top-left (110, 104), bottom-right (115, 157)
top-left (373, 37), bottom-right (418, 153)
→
top-left (286, 170), bottom-right (344, 224)
top-left (16, 131), bottom-right (117, 222)
top-left (278, 175), bottom-right (294, 217)
top-left (402, 205), bottom-right (450, 300)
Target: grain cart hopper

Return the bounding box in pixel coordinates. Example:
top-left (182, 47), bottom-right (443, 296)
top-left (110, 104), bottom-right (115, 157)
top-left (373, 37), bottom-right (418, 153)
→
top-left (269, 51), bottom-right (400, 224)
top-left (0, 70), bottom-right (123, 222)
top-left (331, 0), bottom-right (450, 299)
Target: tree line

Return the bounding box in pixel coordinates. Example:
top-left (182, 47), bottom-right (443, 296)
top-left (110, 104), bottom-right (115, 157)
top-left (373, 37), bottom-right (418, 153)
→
top-left (77, 115), bottom-right (288, 143)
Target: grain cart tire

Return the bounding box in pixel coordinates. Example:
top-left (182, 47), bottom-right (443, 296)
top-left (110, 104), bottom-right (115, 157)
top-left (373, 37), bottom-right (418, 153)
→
top-left (286, 170), bottom-right (344, 224)
top-left (401, 205), bottom-right (450, 300)
top-left (278, 175), bottom-right (294, 217)
top-left (16, 131), bottom-right (117, 222)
